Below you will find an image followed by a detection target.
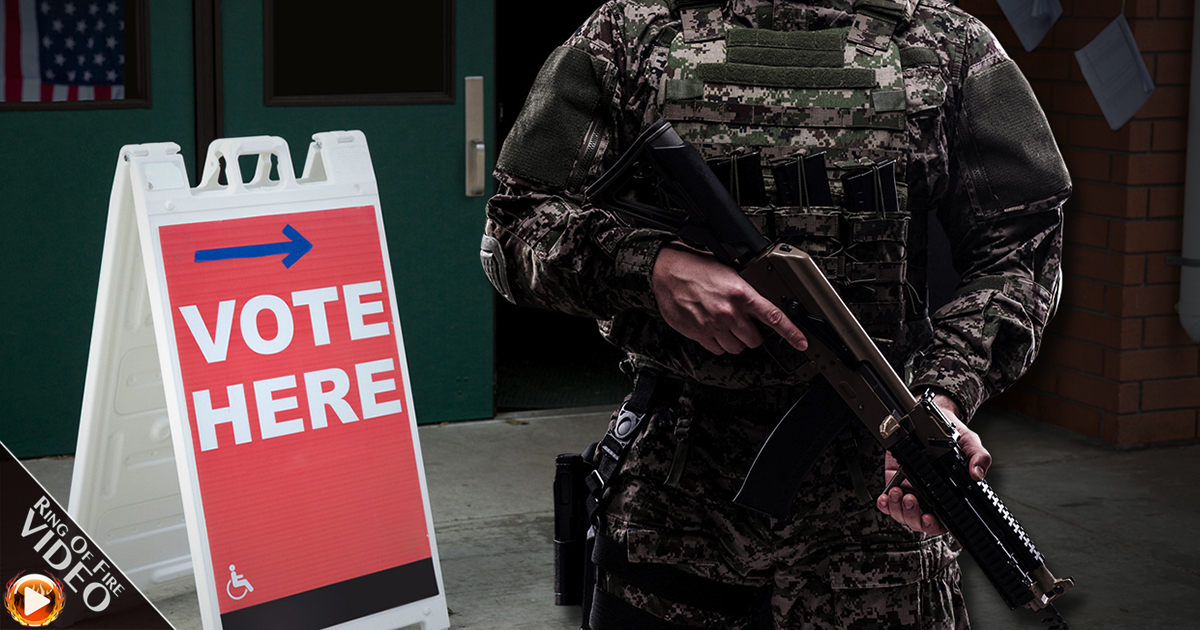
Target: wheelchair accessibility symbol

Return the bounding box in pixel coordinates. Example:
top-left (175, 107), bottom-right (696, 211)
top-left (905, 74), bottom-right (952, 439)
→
top-left (226, 565), bottom-right (254, 600)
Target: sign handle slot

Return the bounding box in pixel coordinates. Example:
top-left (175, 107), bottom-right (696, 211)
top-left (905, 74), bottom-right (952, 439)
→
top-left (197, 136), bottom-right (299, 193)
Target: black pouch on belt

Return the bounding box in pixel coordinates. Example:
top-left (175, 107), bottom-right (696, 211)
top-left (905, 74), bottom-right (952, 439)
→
top-left (554, 451), bottom-right (593, 606)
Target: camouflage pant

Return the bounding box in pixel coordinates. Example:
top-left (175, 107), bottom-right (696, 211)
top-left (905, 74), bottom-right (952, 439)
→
top-left (594, 382), bottom-right (969, 629)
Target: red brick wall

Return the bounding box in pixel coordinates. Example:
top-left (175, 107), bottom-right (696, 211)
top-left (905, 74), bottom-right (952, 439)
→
top-left (959, 0), bottom-right (1198, 445)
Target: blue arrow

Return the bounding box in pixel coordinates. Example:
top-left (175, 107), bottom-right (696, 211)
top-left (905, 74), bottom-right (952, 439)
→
top-left (194, 224), bottom-right (313, 268)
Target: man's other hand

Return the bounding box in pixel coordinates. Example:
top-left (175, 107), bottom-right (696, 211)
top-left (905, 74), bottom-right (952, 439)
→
top-left (875, 393), bottom-right (992, 535)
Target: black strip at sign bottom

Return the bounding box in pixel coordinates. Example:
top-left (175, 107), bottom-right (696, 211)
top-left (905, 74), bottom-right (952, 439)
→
top-left (219, 559), bottom-right (439, 630)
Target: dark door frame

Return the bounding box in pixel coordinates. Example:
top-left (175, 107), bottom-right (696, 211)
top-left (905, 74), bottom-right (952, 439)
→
top-left (193, 0), bottom-right (223, 182)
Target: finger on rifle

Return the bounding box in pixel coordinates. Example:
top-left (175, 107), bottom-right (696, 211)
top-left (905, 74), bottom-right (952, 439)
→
top-left (955, 421), bottom-right (992, 481)
top-left (920, 513), bottom-right (948, 536)
top-left (891, 486), bottom-right (948, 536)
top-left (748, 293), bottom-right (808, 351)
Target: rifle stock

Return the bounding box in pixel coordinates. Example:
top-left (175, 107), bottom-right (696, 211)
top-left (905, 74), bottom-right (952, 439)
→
top-left (585, 121), bottom-right (1074, 622)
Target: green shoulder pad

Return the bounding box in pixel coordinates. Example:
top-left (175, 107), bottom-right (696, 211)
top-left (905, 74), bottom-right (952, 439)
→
top-left (496, 46), bottom-right (615, 191)
top-left (960, 60), bottom-right (1071, 216)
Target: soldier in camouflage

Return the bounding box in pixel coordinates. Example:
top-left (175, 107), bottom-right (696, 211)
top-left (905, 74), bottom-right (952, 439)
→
top-left (483, 0), bottom-right (1069, 627)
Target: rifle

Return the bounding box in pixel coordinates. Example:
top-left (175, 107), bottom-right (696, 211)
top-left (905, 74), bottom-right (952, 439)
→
top-left (585, 119), bottom-right (1074, 628)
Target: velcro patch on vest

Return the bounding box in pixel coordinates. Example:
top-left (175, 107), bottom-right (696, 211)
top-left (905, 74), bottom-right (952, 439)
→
top-left (662, 100), bottom-right (904, 130)
top-left (696, 63), bottom-right (876, 89)
top-left (726, 46), bottom-right (844, 68)
top-left (726, 26), bottom-right (849, 51)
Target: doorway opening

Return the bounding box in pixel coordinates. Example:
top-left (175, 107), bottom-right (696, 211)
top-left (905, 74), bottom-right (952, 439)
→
top-left (493, 1), bottom-right (630, 412)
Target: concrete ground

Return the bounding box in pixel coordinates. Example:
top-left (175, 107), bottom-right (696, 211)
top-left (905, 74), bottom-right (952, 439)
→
top-left (22, 404), bottom-right (1200, 630)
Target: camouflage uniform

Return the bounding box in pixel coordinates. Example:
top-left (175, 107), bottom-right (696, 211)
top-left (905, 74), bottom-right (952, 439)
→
top-left (483, 0), bottom-right (1069, 627)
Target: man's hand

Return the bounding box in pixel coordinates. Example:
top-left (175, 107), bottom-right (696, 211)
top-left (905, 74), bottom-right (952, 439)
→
top-left (651, 243), bottom-right (808, 355)
top-left (875, 393), bottom-right (992, 535)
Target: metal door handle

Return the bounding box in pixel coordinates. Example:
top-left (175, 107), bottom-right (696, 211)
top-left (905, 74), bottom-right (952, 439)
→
top-left (465, 76), bottom-right (485, 197)
top-left (468, 141), bottom-right (486, 197)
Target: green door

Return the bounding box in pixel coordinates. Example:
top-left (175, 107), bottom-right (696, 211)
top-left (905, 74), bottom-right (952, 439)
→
top-left (0, 1), bottom-right (494, 459)
top-left (0, 2), bottom-right (195, 457)
top-left (218, 0), bottom-right (495, 424)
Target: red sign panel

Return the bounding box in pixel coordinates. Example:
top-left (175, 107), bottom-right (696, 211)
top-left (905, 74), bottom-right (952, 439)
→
top-left (158, 205), bottom-right (433, 622)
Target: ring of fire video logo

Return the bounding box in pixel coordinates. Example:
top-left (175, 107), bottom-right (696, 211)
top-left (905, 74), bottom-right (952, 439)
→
top-left (4, 572), bottom-right (66, 627)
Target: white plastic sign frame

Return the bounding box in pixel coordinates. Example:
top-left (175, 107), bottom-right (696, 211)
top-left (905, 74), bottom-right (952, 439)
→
top-left (70, 132), bottom-right (449, 630)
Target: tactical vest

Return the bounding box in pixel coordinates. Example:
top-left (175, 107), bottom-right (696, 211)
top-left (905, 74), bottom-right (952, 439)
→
top-left (658, 0), bottom-right (920, 354)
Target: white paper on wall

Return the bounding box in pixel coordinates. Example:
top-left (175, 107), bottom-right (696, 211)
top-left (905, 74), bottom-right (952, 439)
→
top-left (1075, 13), bottom-right (1155, 131)
top-left (996, 0), bottom-right (1063, 52)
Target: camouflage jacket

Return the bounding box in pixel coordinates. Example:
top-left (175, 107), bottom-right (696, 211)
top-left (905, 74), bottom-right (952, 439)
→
top-left (484, 0), bottom-right (1070, 421)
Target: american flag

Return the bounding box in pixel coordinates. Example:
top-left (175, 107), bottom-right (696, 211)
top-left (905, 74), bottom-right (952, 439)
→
top-left (1, 0), bottom-right (125, 102)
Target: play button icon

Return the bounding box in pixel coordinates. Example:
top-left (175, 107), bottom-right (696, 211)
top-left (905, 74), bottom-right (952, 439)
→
top-left (24, 584), bottom-right (51, 616)
top-left (4, 572), bottom-right (64, 626)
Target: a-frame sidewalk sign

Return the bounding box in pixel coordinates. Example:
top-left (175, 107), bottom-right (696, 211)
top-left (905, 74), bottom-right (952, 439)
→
top-left (68, 131), bottom-right (450, 630)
